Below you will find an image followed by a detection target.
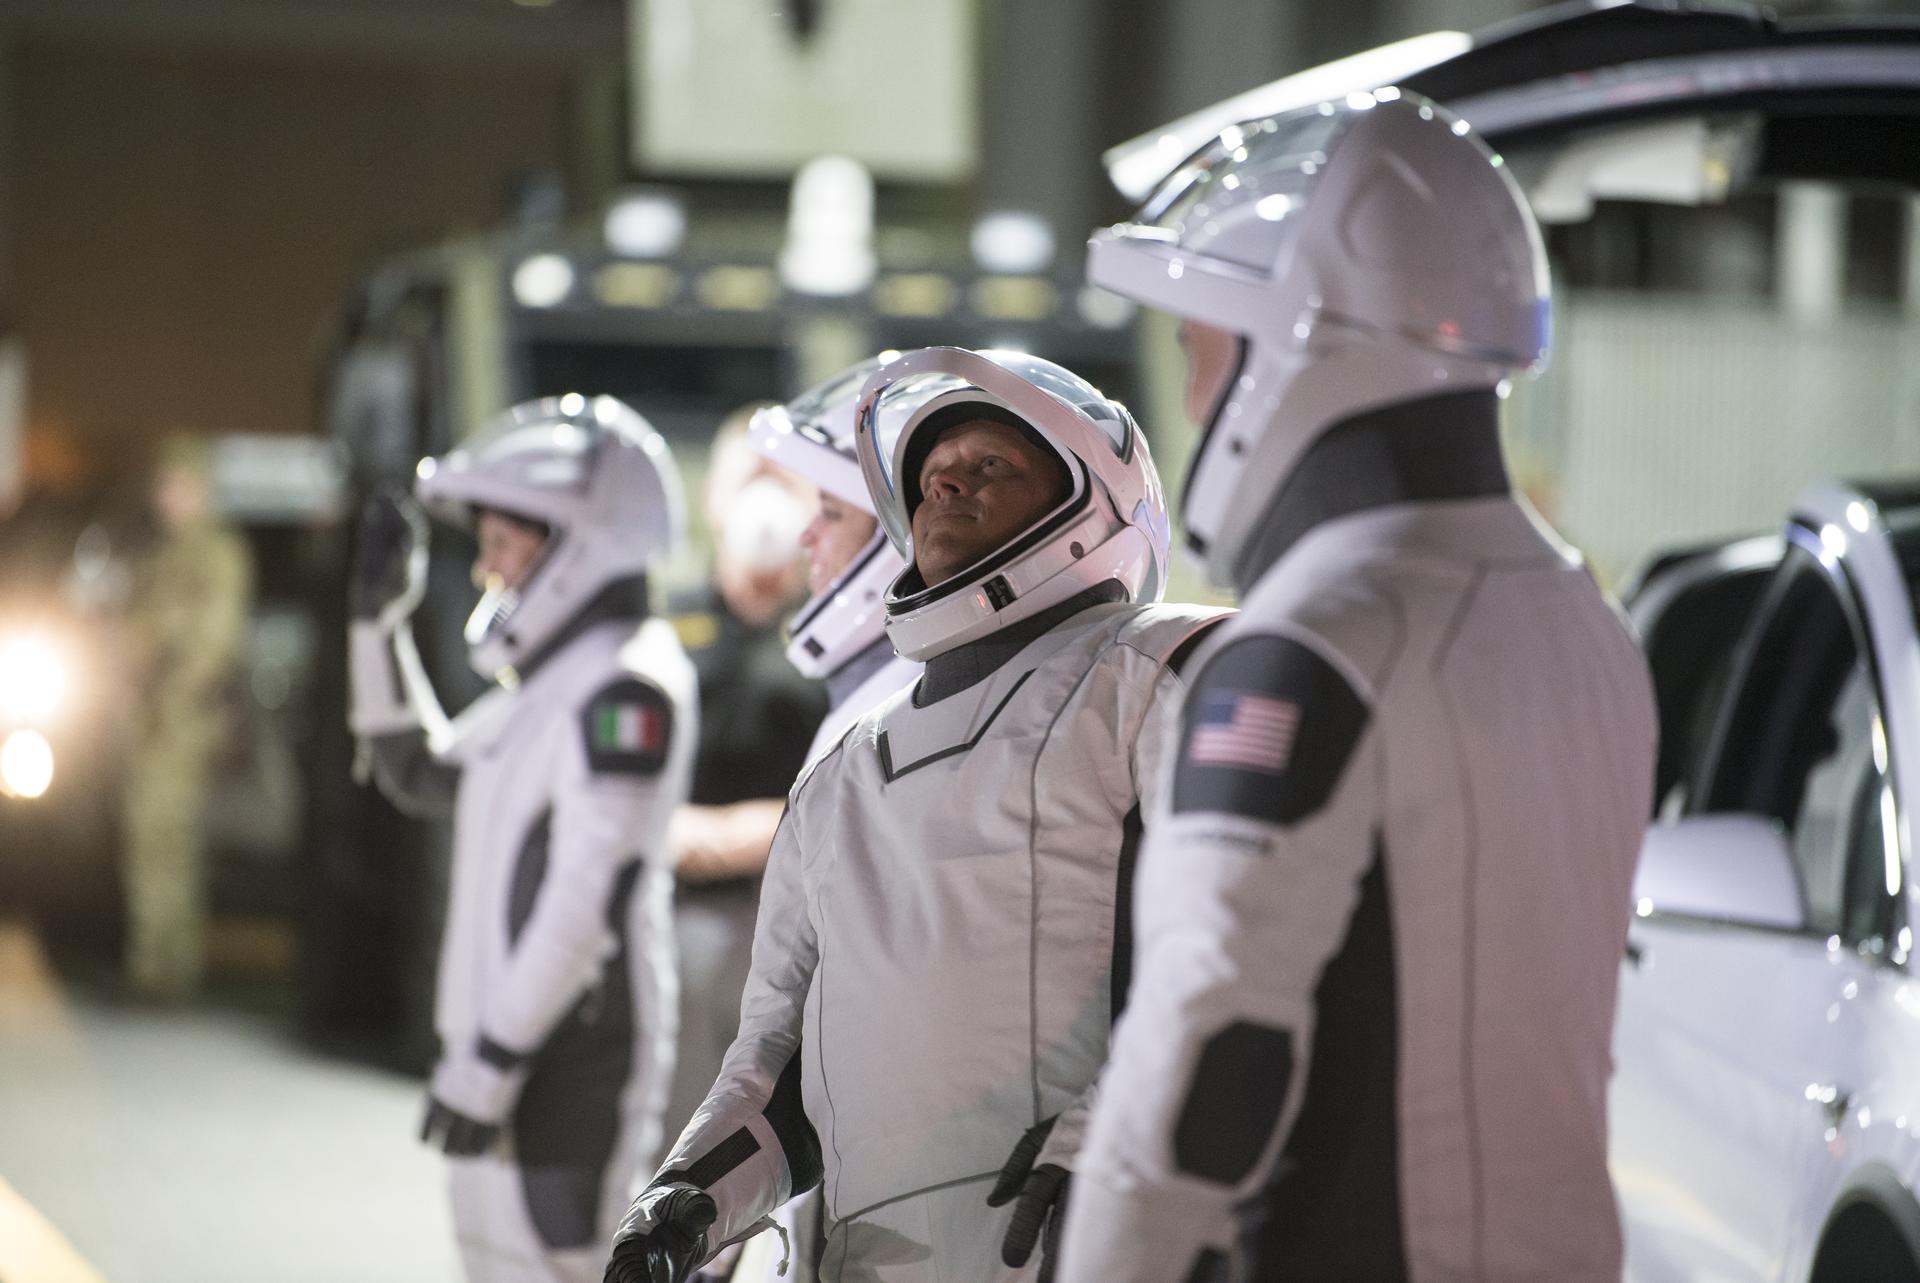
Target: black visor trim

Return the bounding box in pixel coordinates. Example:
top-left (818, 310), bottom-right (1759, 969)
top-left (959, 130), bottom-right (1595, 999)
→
top-left (788, 532), bottom-right (890, 638)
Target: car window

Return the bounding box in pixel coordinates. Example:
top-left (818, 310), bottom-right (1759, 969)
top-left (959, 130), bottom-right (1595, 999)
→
top-left (1700, 545), bottom-right (1892, 940)
top-left (1630, 548), bottom-right (1776, 816)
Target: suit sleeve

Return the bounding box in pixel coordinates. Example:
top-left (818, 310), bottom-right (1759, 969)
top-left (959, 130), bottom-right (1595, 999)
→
top-left (1059, 629), bottom-right (1377, 1283)
top-left (348, 618), bottom-right (462, 818)
top-left (647, 800), bottom-right (823, 1255)
top-left (473, 676), bottom-right (685, 1062)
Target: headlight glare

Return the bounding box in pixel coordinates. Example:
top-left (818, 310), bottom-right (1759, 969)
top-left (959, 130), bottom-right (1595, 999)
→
top-left (0, 728), bottom-right (54, 799)
top-left (0, 636), bottom-right (67, 724)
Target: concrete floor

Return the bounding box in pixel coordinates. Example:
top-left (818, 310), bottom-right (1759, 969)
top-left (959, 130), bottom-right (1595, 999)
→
top-left (0, 925), bottom-right (460, 1283)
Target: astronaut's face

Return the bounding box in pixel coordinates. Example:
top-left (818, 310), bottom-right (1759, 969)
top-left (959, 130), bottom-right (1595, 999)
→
top-left (473, 510), bottom-right (548, 592)
top-left (911, 419), bottom-right (1067, 587)
top-left (799, 491), bottom-right (879, 597)
top-left (1179, 317), bottom-right (1244, 429)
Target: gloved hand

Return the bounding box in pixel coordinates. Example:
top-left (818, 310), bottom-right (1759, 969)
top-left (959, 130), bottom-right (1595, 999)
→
top-left (419, 1042), bottom-right (524, 1157)
top-left (604, 1182), bottom-right (718, 1283)
top-left (420, 1096), bottom-right (500, 1157)
top-left (351, 488), bottom-right (429, 627)
top-left (987, 1113), bottom-right (1074, 1283)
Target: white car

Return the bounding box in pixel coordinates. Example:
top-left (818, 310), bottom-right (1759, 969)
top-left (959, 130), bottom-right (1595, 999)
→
top-left (1616, 481), bottom-right (1920, 1282)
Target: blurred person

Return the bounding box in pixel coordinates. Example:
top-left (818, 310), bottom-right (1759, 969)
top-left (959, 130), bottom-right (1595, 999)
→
top-left (121, 436), bottom-right (252, 1002)
top-left (604, 348), bottom-right (1225, 1283)
top-left (716, 360), bottom-right (924, 1283)
top-left (657, 413), bottom-right (828, 1159)
top-left (348, 396), bottom-right (697, 1283)
top-left (1057, 94), bottom-right (1658, 1283)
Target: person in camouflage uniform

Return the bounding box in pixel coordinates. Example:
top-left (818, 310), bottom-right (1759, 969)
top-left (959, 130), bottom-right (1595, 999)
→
top-left (121, 438), bottom-right (252, 1001)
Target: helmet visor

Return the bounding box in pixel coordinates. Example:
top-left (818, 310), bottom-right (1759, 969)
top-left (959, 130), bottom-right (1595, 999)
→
top-left (749, 356), bottom-right (891, 510)
top-left (416, 397), bottom-right (603, 530)
top-left (1098, 101), bottom-right (1367, 291)
top-left (1128, 103), bottom-right (1357, 273)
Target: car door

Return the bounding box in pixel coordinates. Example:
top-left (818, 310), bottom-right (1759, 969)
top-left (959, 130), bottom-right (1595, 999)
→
top-left (1615, 538), bottom-right (1879, 1283)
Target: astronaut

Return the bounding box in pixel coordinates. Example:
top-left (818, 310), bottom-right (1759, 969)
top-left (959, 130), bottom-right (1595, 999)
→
top-left (604, 348), bottom-right (1225, 1283)
top-left (750, 357), bottom-right (922, 762)
top-left (658, 412), bottom-right (826, 1160)
top-left (348, 395), bottom-right (698, 1283)
top-left (704, 360), bottom-right (928, 1283)
top-left (1055, 94), bottom-right (1659, 1282)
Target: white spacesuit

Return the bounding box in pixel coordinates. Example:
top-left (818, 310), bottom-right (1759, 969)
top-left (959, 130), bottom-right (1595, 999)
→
top-left (605, 349), bottom-right (1225, 1283)
top-left (349, 395), bottom-right (698, 1283)
top-left (1055, 94), bottom-right (1659, 1283)
top-left (748, 357), bottom-right (921, 764)
top-left (716, 359), bottom-right (927, 1283)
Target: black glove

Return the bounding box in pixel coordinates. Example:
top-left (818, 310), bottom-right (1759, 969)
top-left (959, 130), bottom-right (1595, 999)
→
top-left (420, 1095), bottom-right (500, 1157)
top-left (604, 1182), bottom-right (718, 1283)
top-left (987, 1114), bottom-right (1071, 1283)
top-left (351, 488), bottom-right (428, 622)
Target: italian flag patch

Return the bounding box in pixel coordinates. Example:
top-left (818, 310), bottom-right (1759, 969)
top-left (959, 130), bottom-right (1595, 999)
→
top-left (594, 701), bottom-right (664, 754)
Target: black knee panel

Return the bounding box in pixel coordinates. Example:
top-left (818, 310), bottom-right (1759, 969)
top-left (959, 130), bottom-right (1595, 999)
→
top-left (520, 1164), bottom-right (601, 1249)
top-left (1173, 1022), bottom-right (1295, 1185)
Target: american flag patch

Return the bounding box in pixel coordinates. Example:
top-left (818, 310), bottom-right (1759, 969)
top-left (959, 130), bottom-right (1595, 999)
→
top-left (1188, 690), bottom-right (1301, 775)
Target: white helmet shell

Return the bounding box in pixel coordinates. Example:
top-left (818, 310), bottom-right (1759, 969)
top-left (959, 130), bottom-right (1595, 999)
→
top-left (853, 347), bottom-right (1170, 663)
top-left (1087, 90), bottom-right (1548, 585)
top-left (416, 393), bottom-right (684, 681)
top-left (749, 356), bottom-right (908, 679)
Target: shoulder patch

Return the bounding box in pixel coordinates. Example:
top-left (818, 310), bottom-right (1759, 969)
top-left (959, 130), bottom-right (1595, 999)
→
top-left (581, 678), bottom-right (673, 777)
top-left (1172, 634), bottom-right (1369, 826)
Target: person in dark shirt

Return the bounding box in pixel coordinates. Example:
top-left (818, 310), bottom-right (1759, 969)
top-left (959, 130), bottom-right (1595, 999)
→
top-left (659, 413), bottom-right (828, 1153)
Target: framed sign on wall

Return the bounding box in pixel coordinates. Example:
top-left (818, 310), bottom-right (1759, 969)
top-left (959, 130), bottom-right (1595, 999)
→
top-left (631, 0), bottom-right (978, 181)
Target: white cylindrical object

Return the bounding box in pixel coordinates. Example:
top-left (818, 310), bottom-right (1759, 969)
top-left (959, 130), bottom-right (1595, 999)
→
top-left (1775, 182), bottom-right (1847, 324)
top-left (1903, 196), bottom-right (1920, 318)
top-left (780, 156), bottom-right (876, 297)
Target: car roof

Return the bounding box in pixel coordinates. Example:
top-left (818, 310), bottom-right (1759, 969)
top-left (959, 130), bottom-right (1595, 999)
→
top-left (1405, 0), bottom-right (1920, 107)
top-left (1104, 0), bottom-right (1920, 200)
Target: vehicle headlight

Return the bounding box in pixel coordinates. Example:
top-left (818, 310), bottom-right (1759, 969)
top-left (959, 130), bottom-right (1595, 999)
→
top-left (0, 635), bottom-right (67, 724)
top-left (0, 728), bottom-right (54, 799)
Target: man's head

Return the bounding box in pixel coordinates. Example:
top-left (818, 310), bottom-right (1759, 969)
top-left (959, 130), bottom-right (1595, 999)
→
top-left (747, 355), bottom-right (910, 679)
top-left (799, 492), bottom-right (879, 597)
top-left (415, 393), bottom-right (684, 681)
top-left (472, 508), bottom-right (548, 592)
top-left (851, 346), bottom-right (1169, 663)
top-left (1178, 317), bottom-right (1243, 430)
top-left (705, 412), bottom-right (811, 628)
top-left (151, 438), bottom-right (215, 531)
top-left (908, 415), bottom-right (1071, 587)
top-left (1086, 92), bottom-right (1548, 586)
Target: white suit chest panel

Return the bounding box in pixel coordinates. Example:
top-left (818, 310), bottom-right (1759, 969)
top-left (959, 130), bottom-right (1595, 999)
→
top-left (438, 625), bottom-right (686, 1041)
top-left (803, 654), bottom-right (921, 766)
top-left (791, 604), bottom-right (1157, 1214)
